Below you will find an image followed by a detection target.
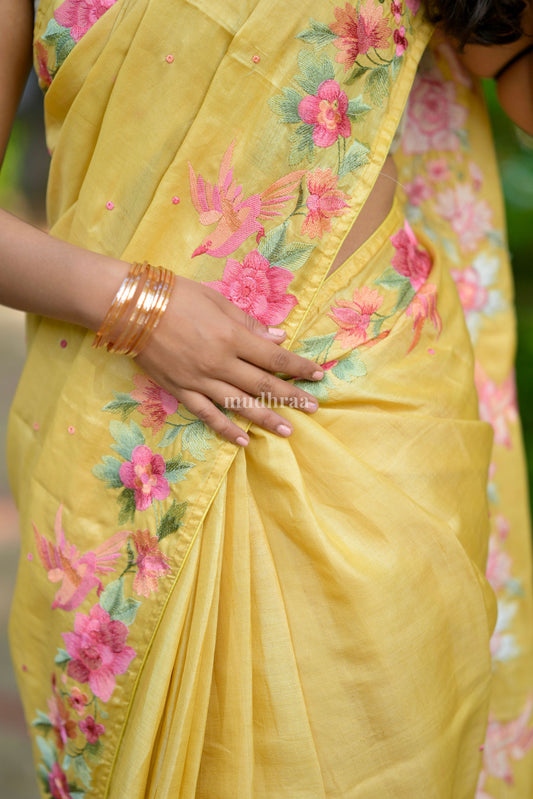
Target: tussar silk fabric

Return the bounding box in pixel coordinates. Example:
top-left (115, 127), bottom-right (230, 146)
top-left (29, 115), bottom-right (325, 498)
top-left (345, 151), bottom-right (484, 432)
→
top-left (7, 1), bottom-right (533, 797)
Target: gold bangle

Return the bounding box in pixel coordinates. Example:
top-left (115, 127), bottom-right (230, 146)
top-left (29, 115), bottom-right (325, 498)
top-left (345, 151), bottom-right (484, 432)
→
top-left (92, 261), bottom-right (175, 357)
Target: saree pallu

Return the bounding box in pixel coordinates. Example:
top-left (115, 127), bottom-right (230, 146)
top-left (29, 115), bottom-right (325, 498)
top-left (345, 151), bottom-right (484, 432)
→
top-left (6, 1), bottom-right (533, 797)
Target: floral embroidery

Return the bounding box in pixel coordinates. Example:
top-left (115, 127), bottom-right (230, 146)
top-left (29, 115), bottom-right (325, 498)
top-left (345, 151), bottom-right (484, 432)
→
top-left (329, 286), bottom-right (384, 348)
top-left (204, 250), bottom-right (298, 325)
top-left (405, 283), bottom-right (441, 353)
top-left (130, 374), bottom-right (179, 435)
top-left (301, 168), bottom-right (350, 238)
top-left (298, 80), bottom-right (352, 147)
top-left (390, 219), bottom-right (432, 290)
top-left (476, 697), bottom-right (533, 797)
top-left (402, 68), bottom-right (468, 155)
top-left (78, 716), bottom-right (105, 745)
top-left (435, 183), bottom-right (493, 252)
top-left (54, 0), bottom-right (117, 42)
top-left (119, 445), bottom-right (170, 512)
top-left (450, 255), bottom-right (504, 342)
top-left (130, 530), bottom-right (171, 598)
top-left (475, 363), bottom-right (518, 449)
top-left (330, 1), bottom-right (393, 71)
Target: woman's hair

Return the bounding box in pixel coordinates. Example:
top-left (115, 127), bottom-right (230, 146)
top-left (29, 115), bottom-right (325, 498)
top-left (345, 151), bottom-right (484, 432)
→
top-left (423, 0), bottom-right (527, 46)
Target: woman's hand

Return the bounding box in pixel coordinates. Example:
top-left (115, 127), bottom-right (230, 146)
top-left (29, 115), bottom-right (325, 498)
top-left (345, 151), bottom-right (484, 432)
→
top-left (136, 276), bottom-right (323, 446)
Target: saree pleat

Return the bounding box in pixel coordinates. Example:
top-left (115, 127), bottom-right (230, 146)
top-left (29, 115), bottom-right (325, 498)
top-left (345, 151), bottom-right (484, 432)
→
top-left (7, 1), bottom-right (533, 797)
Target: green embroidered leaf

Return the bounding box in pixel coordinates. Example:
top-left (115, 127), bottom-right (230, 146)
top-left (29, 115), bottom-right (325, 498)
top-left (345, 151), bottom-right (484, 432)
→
top-left (294, 49), bottom-right (335, 96)
top-left (42, 19), bottom-right (75, 68)
top-left (73, 755), bottom-right (92, 789)
top-left (372, 316), bottom-right (387, 337)
top-left (158, 500), bottom-right (187, 540)
top-left (62, 754), bottom-right (71, 771)
top-left (331, 351), bottom-right (367, 380)
top-left (164, 455), bottom-right (194, 484)
top-left (36, 736), bottom-right (56, 771)
top-left (92, 456), bottom-right (123, 489)
top-left (109, 419), bottom-right (145, 461)
top-left (365, 65), bottom-right (391, 107)
top-left (507, 578), bottom-right (525, 597)
top-left (102, 392), bottom-right (139, 420)
top-left (295, 333), bottom-right (335, 360)
top-left (344, 64), bottom-right (370, 86)
top-left (157, 424), bottom-right (182, 448)
top-left (288, 124), bottom-right (315, 165)
top-left (339, 139), bottom-right (370, 177)
top-left (346, 95), bottom-right (372, 120)
top-left (84, 740), bottom-right (102, 764)
top-left (294, 373), bottom-right (333, 401)
top-left (100, 578), bottom-right (140, 625)
top-left (375, 266), bottom-right (410, 291)
top-left (55, 648), bottom-right (71, 665)
top-left (32, 710), bottom-right (53, 729)
top-left (257, 222), bottom-right (289, 261)
top-left (392, 280), bottom-right (416, 313)
top-left (126, 537), bottom-right (136, 566)
top-left (268, 87), bottom-right (303, 124)
top-left (69, 791), bottom-right (86, 799)
top-left (117, 488), bottom-right (136, 525)
top-left (391, 55), bottom-right (403, 80)
top-left (181, 420), bottom-right (214, 461)
top-left (271, 241), bottom-right (315, 271)
top-left (38, 764), bottom-right (50, 792)
top-left (296, 18), bottom-right (337, 48)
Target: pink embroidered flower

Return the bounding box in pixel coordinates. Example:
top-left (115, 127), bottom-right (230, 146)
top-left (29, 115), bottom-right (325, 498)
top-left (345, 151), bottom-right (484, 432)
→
top-left (475, 363), bottom-right (518, 448)
top-left (204, 249), bottom-right (297, 325)
top-left (67, 687), bottom-right (88, 717)
top-left (301, 168), bottom-right (350, 239)
top-left (404, 175), bottom-right (432, 206)
top-left (390, 220), bottom-right (432, 290)
top-left (119, 445), bottom-right (170, 511)
top-left (130, 374), bottom-right (178, 434)
top-left (48, 762), bottom-right (72, 799)
top-left (79, 715), bottom-right (105, 744)
top-left (405, 283), bottom-right (442, 352)
top-left (481, 697), bottom-right (533, 784)
top-left (435, 184), bottom-right (492, 252)
top-left (427, 158), bottom-right (452, 183)
top-left (131, 530), bottom-right (171, 598)
top-left (450, 266), bottom-right (489, 313)
top-left (331, 1), bottom-right (393, 71)
top-left (329, 286), bottom-right (383, 348)
top-left (298, 80), bottom-right (351, 147)
top-left (63, 604), bottom-right (136, 702)
top-left (54, 0), bottom-right (117, 43)
top-left (391, 1), bottom-right (402, 23)
top-left (393, 26), bottom-right (408, 56)
top-left (469, 161), bottom-right (484, 191)
top-left (406, 0), bottom-right (420, 13)
top-left (33, 505), bottom-right (127, 612)
top-left (35, 41), bottom-right (52, 87)
top-left (403, 69), bottom-right (468, 155)
top-left (486, 535), bottom-right (512, 593)
top-left (47, 677), bottom-right (77, 752)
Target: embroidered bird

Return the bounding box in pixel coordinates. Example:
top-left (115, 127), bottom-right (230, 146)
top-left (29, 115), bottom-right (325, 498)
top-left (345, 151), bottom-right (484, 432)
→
top-left (189, 140), bottom-right (305, 259)
top-left (33, 505), bottom-right (128, 611)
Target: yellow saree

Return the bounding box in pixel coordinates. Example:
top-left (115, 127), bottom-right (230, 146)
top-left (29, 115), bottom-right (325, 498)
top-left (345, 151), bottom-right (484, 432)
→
top-left (7, 1), bottom-right (533, 797)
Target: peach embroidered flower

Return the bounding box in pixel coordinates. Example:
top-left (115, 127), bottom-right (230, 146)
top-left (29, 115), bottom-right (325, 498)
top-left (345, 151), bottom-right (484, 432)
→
top-left (390, 220), bottom-right (432, 290)
top-left (131, 374), bottom-right (178, 434)
top-left (55, 0), bottom-right (117, 43)
top-left (331, 1), bottom-right (392, 71)
top-left (475, 363), bottom-right (518, 448)
top-left (301, 168), bottom-right (350, 239)
top-left (435, 183), bottom-right (493, 252)
top-left (405, 283), bottom-right (442, 352)
top-left (427, 158), bottom-right (452, 183)
top-left (67, 687), bottom-right (89, 717)
top-left (329, 286), bottom-right (383, 348)
top-left (298, 80), bottom-right (351, 148)
top-left (205, 250), bottom-right (297, 325)
top-left (119, 445), bottom-right (170, 511)
top-left (131, 530), bottom-right (171, 597)
top-left (63, 604), bottom-right (136, 702)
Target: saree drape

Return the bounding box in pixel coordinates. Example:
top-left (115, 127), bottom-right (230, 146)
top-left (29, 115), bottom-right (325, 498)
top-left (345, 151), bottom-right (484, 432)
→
top-left (7, 1), bottom-right (533, 797)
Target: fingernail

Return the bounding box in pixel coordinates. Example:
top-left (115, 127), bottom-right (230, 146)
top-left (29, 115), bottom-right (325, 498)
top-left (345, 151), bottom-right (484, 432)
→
top-left (268, 327), bottom-right (286, 338)
top-left (312, 370), bottom-right (324, 380)
top-left (236, 436), bottom-right (249, 447)
top-left (305, 399), bottom-right (318, 411)
top-left (276, 424), bottom-right (292, 437)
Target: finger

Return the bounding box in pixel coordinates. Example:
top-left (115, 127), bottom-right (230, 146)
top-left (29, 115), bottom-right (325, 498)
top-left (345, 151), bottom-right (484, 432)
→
top-left (205, 380), bottom-right (298, 437)
top-left (178, 388), bottom-right (250, 446)
top-left (235, 333), bottom-right (324, 383)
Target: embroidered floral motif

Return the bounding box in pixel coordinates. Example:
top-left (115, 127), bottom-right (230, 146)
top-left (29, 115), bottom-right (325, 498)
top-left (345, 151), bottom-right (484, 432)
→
top-left (475, 363), bottom-right (518, 449)
top-left (301, 168), bottom-right (351, 238)
top-left (402, 68), bottom-right (468, 155)
top-left (329, 287), bottom-right (384, 348)
top-left (476, 697), bottom-right (533, 797)
top-left (390, 219), bottom-right (432, 290)
top-left (130, 530), bottom-right (171, 598)
top-left (119, 445), bottom-right (170, 512)
top-left (450, 255), bottom-right (504, 342)
top-left (204, 249), bottom-right (298, 325)
top-left (330, 1), bottom-right (393, 71)
top-left (130, 374), bottom-right (179, 435)
top-left (435, 183), bottom-right (493, 252)
top-left (298, 80), bottom-right (352, 147)
top-left (54, 0), bottom-right (117, 43)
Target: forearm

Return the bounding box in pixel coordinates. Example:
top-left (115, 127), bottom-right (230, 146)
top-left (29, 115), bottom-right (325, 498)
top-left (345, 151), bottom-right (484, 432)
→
top-left (0, 207), bottom-right (129, 331)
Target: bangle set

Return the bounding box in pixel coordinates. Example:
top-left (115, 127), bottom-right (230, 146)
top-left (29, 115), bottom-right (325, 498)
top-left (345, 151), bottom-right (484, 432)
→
top-left (93, 261), bottom-right (175, 357)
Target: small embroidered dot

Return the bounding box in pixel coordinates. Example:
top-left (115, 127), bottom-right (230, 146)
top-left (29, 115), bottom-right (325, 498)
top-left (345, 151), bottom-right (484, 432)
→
top-left (68, 426), bottom-right (76, 435)
top-left (172, 196), bottom-right (180, 205)
top-left (22, 664), bottom-right (28, 672)
top-left (252, 54), bottom-right (261, 63)
top-left (427, 348), bottom-right (435, 355)
top-left (166, 54), bottom-right (174, 63)
top-left (60, 338), bottom-right (68, 348)
top-left (27, 552), bottom-right (33, 561)
top-left (33, 422), bottom-right (40, 431)
top-left (106, 201), bottom-right (114, 211)
top-left (479, 745), bottom-right (485, 751)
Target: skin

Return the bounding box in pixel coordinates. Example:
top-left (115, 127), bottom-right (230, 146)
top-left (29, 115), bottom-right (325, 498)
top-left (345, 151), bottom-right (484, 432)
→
top-left (0, 0), bottom-right (531, 447)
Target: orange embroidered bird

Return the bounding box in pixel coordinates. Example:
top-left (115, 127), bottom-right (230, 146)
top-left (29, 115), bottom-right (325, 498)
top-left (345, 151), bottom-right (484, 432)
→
top-left (189, 140), bottom-right (305, 258)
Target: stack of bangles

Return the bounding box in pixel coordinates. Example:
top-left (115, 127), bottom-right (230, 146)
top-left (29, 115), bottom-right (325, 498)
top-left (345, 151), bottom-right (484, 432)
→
top-left (93, 261), bottom-right (175, 357)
